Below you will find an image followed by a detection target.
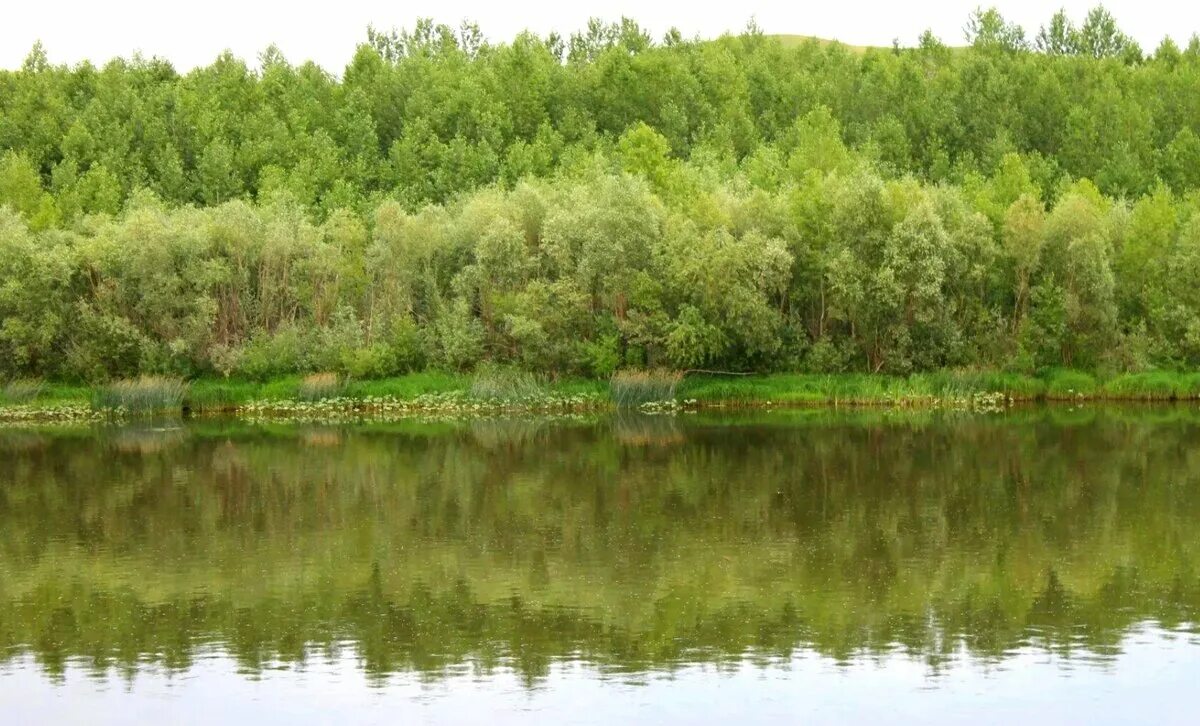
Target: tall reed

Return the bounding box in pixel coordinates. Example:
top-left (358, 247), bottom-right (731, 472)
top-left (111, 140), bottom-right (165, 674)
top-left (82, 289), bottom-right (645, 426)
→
top-left (92, 376), bottom-right (189, 413)
top-left (610, 369), bottom-right (684, 407)
top-left (298, 373), bottom-right (345, 401)
top-left (1, 378), bottom-right (44, 404)
top-left (469, 366), bottom-right (545, 401)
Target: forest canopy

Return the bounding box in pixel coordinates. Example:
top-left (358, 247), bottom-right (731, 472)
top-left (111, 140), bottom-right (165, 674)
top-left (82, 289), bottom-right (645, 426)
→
top-left (3, 6), bottom-right (1200, 380)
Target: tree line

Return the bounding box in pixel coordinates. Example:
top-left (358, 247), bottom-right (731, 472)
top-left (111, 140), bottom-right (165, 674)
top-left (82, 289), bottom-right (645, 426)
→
top-left (3, 7), bottom-right (1200, 380)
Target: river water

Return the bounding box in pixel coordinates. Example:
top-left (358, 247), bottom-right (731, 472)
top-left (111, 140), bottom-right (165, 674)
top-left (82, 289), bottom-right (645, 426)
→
top-left (1, 408), bottom-right (1197, 723)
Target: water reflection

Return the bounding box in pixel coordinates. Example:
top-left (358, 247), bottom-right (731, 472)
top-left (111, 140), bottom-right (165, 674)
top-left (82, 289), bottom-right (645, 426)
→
top-left (0, 408), bottom-right (1198, 687)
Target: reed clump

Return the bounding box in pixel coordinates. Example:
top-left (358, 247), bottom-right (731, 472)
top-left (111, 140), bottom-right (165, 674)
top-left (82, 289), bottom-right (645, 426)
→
top-left (298, 372), bottom-right (345, 401)
top-left (469, 366), bottom-right (545, 402)
top-left (610, 369), bottom-right (684, 408)
top-left (92, 376), bottom-right (189, 413)
top-left (2, 378), bottom-right (44, 404)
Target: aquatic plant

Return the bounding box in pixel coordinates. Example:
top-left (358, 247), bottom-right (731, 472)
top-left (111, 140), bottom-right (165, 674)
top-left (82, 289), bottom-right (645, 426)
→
top-left (469, 366), bottom-right (545, 402)
top-left (1, 379), bottom-right (44, 404)
top-left (297, 373), bottom-right (345, 402)
top-left (92, 376), bottom-right (189, 414)
top-left (0, 403), bottom-right (106, 425)
top-left (610, 369), bottom-right (684, 408)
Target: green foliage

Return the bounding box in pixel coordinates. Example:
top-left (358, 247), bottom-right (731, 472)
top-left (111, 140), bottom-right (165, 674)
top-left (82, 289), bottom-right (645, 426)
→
top-left (0, 10), bottom-right (1196, 215)
top-left (230, 327), bottom-right (313, 380)
top-left (5, 12), bottom-right (1200, 381)
top-left (1, 164), bottom-right (1200, 381)
top-left (430, 300), bottom-right (486, 371)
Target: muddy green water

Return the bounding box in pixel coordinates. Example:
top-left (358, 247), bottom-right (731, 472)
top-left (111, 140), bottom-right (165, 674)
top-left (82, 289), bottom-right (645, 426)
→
top-left (1, 408), bottom-right (1198, 724)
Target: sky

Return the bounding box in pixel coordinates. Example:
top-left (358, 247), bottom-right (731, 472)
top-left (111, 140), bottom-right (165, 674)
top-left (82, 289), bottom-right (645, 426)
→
top-left (3, 1), bottom-right (1199, 72)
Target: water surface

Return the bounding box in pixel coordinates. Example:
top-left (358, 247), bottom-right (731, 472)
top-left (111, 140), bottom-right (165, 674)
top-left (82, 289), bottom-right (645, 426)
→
top-left (1, 408), bottom-right (1198, 723)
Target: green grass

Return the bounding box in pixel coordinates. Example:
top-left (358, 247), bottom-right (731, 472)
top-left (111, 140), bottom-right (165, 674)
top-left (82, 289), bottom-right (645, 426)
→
top-left (185, 379), bottom-right (265, 412)
top-left (34, 383), bottom-right (93, 404)
top-left (909, 371), bottom-right (1047, 399)
top-left (1101, 371), bottom-right (1200, 400)
top-left (680, 371), bottom-right (1049, 406)
top-left (1044, 369), bottom-right (1099, 399)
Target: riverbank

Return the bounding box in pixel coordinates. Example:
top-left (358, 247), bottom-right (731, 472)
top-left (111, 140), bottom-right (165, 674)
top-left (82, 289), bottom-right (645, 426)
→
top-left (4, 369), bottom-right (1200, 424)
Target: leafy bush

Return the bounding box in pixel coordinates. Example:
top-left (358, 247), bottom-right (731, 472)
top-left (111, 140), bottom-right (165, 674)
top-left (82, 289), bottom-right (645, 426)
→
top-left (233, 327), bottom-right (311, 380)
top-left (385, 317), bottom-right (428, 374)
top-left (582, 334), bottom-right (621, 378)
top-left (65, 308), bottom-right (153, 382)
top-left (340, 345), bottom-right (396, 380)
top-left (431, 301), bottom-right (485, 371)
top-left (338, 319), bottom-right (429, 379)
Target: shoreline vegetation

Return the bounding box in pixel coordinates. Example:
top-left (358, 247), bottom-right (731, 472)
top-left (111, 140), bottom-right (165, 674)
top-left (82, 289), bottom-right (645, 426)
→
top-left (6, 10), bottom-right (1200, 417)
top-left (4, 368), bottom-right (1200, 424)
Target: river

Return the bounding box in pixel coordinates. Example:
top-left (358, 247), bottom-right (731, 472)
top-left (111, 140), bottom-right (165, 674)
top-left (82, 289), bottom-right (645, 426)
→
top-left (1, 408), bottom-right (1197, 723)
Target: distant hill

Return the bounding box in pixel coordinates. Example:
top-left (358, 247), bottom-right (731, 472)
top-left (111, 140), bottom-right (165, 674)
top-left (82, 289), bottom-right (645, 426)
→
top-left (763, 34), bottom-right (966, 53)
top-left (765, 34), bottom-right (878, 52)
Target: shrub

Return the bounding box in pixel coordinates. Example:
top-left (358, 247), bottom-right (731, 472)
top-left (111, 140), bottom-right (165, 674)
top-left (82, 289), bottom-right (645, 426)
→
top-left (92, 376), bottom-right (188, 413)
top-left (65, 308), bottom-right (152, 382)
top-left (312, 307), bottom-right (365, 372)
top-left (610, 369), bottom-right (683, 407)
top-left (233, 327), bottom-right (310, 380)
top-left (386, 317), bottom-right (428, 373)
top-left (582, 334), bottom-right (621, 378)
top-left (340, 345), bottom-right (397, 380)
top-left (431, 301), bottom-right (485, 371)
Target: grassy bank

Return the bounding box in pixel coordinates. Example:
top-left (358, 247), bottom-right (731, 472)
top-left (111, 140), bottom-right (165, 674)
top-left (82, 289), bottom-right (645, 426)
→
top-left (679, 369), bottom-right (1200, 405)
top-left (5, 369), bottom-right (1200, 424)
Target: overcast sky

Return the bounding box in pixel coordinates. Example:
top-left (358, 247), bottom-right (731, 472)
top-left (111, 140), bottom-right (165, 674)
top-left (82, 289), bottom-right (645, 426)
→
top-left (3, 1), bottom-right (1198, 72)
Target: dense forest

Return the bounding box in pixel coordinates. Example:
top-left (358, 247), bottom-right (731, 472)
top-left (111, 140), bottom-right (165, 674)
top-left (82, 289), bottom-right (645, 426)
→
top-left (4, 7), bottom-right (1200, 380)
